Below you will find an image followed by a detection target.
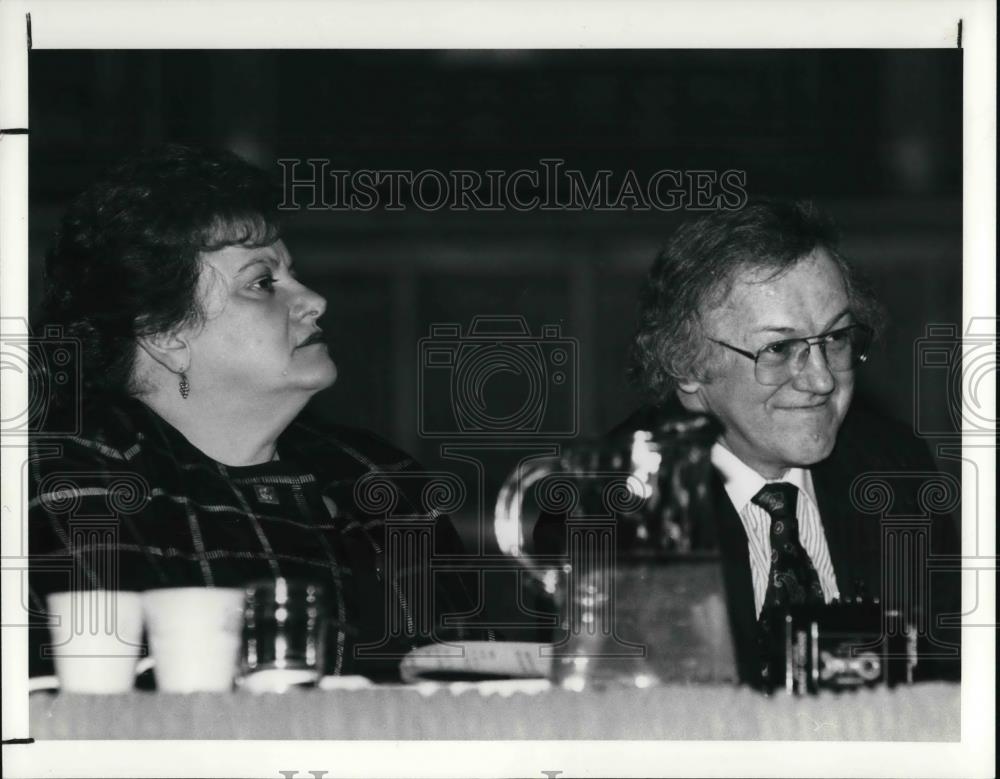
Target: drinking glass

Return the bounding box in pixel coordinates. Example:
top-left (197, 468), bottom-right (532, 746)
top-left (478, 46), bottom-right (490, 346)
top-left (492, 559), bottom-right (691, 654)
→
top-left (239, 577), bottom-right (328, 693)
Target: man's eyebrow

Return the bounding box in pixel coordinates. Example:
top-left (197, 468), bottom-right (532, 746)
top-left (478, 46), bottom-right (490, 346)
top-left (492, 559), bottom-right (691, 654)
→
top-left (751, 325), bottom-right (797, 335)
top-left (822, 307), bottom-right (853, 330)
top-left (751, 308), bottom-right (854, 337)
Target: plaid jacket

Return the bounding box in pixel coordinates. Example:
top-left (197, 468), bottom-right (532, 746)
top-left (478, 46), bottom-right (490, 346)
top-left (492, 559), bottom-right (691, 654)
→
top-left (28, 396), bottom-right (483, 680)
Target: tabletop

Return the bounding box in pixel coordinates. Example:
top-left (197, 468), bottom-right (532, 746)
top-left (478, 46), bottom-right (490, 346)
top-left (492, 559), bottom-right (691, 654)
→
top-left (28, 681), bottom-right (960, 740)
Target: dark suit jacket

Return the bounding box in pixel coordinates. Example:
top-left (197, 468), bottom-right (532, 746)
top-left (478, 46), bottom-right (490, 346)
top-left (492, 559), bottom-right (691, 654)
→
top-left (538, 397), bottom-right (962, 684)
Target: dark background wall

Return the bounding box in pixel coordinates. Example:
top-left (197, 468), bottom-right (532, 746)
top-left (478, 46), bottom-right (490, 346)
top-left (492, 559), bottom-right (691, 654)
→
top-left (29, 50), bottom-right (962, 544)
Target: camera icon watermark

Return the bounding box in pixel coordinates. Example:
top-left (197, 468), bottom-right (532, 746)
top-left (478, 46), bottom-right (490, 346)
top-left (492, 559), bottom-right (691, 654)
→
top-left (1, 318), bottom-right (82, 437)
top-left (418, 315), bottom-right (579, 438)
top-left (914, 318), bottom-right (997, 438)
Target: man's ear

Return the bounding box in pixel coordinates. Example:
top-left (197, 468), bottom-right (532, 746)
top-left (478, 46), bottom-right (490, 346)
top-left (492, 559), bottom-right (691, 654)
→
top-left (136, 330), bottom-right (190, 374)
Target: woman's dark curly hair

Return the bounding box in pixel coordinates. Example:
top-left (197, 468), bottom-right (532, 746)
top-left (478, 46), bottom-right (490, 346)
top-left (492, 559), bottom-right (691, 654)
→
top-left (629, 199), bottom-right (885, 402)
top-left (35, 144), bottom-right (283, 402)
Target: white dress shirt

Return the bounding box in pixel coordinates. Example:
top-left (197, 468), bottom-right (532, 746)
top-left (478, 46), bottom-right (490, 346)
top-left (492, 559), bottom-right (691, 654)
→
top-left (710, 443), bottom-right (840, 616)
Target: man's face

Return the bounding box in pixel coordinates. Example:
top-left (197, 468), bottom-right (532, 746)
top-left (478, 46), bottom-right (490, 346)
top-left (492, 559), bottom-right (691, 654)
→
top-left (678, 248), bottom-right (855, 478)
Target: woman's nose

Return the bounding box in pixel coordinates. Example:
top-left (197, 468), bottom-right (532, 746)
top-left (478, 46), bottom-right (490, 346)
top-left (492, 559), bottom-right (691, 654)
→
top-left (291, 282), bottom-right (327, 321)
top-left (792, 343), bottom-right (836, 394)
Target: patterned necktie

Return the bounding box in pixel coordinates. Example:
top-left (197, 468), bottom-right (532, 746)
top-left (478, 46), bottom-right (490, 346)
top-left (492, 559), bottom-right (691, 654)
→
top-left (752, 482), bottom-right (825, 685)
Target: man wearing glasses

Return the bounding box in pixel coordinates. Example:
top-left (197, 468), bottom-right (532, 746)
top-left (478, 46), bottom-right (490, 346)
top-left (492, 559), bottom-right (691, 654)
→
top-left (629, 199), bottom-right (960, 684)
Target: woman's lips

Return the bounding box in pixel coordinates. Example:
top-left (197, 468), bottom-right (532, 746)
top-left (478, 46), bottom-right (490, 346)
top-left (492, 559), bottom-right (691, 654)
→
top-left (297, 332), bottom-right (325, 348)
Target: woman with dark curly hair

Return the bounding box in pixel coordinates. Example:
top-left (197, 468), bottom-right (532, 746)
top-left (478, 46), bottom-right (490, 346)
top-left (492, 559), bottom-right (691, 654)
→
top-left (29, 145), bottom-right (481, 687)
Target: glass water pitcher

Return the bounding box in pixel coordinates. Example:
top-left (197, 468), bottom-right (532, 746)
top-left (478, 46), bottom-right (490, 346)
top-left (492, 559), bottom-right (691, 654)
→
top-left (494, 410), bottom-right (737, 690)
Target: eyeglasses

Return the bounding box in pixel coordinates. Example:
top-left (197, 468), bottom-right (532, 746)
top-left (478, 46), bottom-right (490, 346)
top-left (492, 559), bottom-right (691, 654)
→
top-left (708, 324), bottom-right (873, 386)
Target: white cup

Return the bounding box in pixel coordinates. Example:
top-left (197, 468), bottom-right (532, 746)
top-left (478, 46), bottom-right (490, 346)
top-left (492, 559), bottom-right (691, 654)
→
top-left (142, 587), bottom-right (245, 693)
top-left (46, 590), bottom-right (144, 694)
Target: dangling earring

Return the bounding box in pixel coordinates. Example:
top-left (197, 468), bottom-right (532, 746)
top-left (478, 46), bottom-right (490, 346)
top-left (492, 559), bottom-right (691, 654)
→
top-left (178, 372), bottom-right (190, 399)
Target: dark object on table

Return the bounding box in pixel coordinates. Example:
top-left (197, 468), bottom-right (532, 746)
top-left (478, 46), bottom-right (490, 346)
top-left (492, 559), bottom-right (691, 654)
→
top-left (760, 600), bottom-right (917, 695)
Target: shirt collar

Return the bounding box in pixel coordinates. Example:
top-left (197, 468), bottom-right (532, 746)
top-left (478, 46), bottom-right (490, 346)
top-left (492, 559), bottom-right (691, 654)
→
top-left (710, 441), bottom-right (818, 514)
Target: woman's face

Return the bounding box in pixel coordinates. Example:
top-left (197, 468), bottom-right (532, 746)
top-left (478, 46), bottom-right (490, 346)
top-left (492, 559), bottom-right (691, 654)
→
top-left (183, 239), bottom-right (337, 402)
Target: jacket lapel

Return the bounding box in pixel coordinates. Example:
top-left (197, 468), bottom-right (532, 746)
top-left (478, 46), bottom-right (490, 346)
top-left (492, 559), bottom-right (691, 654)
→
top-left (810, 411), bottom-right (883, 604)
top-left (811, 461), bottom-right (854, 600)
top-left (710, 469), bottom-right (761, 684)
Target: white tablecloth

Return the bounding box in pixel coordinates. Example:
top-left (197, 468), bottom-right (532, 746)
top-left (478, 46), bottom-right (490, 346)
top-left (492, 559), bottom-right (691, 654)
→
top-left (28, 682), bottom-right (960, 740)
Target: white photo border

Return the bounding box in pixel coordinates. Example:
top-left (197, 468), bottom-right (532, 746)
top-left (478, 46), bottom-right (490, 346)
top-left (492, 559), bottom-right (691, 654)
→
top-left (1, 1), bottom-right (994, 777)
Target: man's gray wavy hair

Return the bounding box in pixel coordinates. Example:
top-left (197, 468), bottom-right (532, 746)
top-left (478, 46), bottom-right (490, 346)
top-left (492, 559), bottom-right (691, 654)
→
top-left (629, 199), bottom-right (885, 402)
